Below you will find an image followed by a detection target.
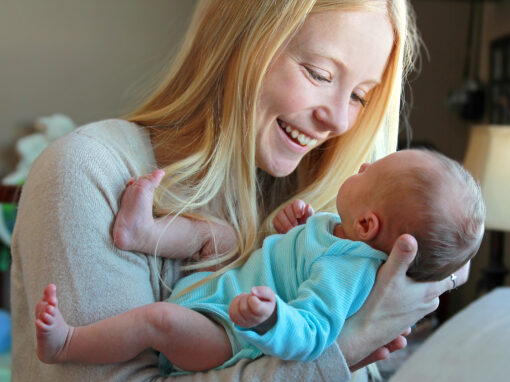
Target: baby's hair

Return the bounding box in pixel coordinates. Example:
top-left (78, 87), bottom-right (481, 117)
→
top-left (376, 149), bottom-right (486, 281)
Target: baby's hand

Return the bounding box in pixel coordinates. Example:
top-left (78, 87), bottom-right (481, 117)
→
top-left (229, 286), bottom-right (276, 330)
top-left (273, 199), bottom-right (314, 234)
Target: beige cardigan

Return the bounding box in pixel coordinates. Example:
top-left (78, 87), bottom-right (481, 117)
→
top-left (10, 119), bottom-right (351, 381)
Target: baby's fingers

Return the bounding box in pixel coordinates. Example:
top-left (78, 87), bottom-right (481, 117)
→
top-left (273, 212), bottom-right (293, 234)
top-left (299, 203), bottom-right (314, 224)
top-left (248, 288), bottom-right (275, 321)
top-left (229, 293), bottom-right (259, 327)
top-left (250, 286), bottom-right (275, 304)
top-left (229, 293), bottom-right (248, 326)
top-left (229, 291), bottom-right (274, 328)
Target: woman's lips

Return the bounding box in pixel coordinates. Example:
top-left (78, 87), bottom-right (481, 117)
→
top-left (277, 119), bottom-right (317, 148)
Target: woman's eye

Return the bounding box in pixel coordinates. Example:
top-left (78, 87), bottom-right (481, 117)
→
top-left (351, 92), bottom-right (367, 107)
top-left (305, 67), bottom-right (331, 83)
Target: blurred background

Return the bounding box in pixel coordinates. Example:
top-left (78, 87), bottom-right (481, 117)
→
top-left (0, 0), bottom-right (509, 359)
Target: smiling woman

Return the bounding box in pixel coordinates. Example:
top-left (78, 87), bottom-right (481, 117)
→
top-left (255, 10), bottom-right (394, 177)
top-left (10, 1), bottom-right (467, 381)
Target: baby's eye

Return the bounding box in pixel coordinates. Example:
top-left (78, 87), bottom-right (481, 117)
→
top-left (351, 92), bottom-right (367, 107)
top-left (305, 66), bottom-right (332, 83)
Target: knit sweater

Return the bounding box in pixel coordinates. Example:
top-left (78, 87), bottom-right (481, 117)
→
top-left (10, 119), bottom-right (352, 382)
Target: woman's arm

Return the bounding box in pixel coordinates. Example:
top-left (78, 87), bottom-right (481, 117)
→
top-left (11, 127), bottom-right (172, 381)
top-left (337, 234), bottom-right (469, 367)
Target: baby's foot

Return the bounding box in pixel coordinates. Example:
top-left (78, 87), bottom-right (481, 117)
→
top-left (113, 169), bottom-right (164, 253)
top-left (35, 284), bottom-right (73, 363)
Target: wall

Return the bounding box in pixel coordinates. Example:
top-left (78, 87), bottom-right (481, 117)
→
top-left (0, 0), bottom-right (198, 177)
top-left (0, 0), bottom-right (198, 309)
top-left (408, 0), bottom-right (472, 161)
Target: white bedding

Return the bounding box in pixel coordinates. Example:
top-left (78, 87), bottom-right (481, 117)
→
top-left (390, 287), bottom-right (510, 382)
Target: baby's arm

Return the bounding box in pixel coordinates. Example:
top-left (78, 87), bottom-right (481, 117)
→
top-left (113, 170), bottom-right (236, 260)
top-left (228, 287), bottom-right (277, 334)
top-left (232, 247), bottom-right (383, 362)
top-left (273, 199), bottom-right (314, 234)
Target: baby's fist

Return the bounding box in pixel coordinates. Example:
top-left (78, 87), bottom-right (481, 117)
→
top-left (229, 286), bottom-right (276, 329)
top-left (273, 199), bottom-right (314, 234)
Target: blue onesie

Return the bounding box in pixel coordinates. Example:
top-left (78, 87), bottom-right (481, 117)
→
top-left (162, 213), bottom-right (387, 373)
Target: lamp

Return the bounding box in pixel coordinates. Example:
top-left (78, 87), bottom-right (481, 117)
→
top-left (463, 125), bottom-right (510, 293)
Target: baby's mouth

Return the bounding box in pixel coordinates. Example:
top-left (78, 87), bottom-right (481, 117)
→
top-left (277, 119), bottom-right (317, 148)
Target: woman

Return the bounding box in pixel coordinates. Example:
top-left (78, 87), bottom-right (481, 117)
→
top-left (11, 1), bottom-right (467, 381)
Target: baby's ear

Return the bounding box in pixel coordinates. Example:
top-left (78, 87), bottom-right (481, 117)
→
top-left (355, 212), bottom-right (380, 241)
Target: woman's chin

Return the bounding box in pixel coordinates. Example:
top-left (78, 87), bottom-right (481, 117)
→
top-left (257, 159), bottom-right (300, 178)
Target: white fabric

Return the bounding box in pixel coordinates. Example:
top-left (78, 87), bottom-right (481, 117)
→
top-left (390, 287), bottom-right (510, 382)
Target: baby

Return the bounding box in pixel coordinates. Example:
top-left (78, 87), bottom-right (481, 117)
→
top-left (34, 149), bottom-right (485, 374)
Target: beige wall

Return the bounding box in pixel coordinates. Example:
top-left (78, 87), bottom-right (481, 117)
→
top-left (0, 0), bottom-right (198, 176)
top-left (408, 0), bottom-right (472, 161)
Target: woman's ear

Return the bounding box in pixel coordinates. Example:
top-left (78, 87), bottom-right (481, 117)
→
top-left (354, 212), bottom-right (380, 241)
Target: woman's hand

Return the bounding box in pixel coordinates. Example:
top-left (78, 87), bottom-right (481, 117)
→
top-left (337, 234), bottom-right (469, 367)
top-left (348, 329), bottom-right (410, 372)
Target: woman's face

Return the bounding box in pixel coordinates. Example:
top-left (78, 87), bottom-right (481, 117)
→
top-left (255, 9), bottom-right (394, 177)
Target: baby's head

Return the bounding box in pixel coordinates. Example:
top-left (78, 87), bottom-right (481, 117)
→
top-left (337, 149), bottom-right (486, 281)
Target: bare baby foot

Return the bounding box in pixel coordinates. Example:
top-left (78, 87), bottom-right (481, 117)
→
top-left (112, 169), bottom-right (164, 253)
top-left (35, 284), bottom-right (73, 363)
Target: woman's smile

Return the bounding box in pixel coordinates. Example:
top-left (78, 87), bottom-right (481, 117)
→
top-left (277, 118), bottom-right (318, 148)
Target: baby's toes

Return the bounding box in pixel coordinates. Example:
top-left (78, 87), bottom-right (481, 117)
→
top-left (39, 311), bottom-right (54, 325)
top-left (45, 304), bottom-right (56, 316)
top-left (35, 301), bottom-right (47, 319)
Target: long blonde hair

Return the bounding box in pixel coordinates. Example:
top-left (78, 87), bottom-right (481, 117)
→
top-left (127, 0), bottom-right (420, 275)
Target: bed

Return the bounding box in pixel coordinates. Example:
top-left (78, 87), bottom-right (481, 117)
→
top-left (390, 287), bottom-right (510, 382)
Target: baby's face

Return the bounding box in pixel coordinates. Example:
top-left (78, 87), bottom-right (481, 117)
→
top-left (336, 150), bottom-right (427, 240)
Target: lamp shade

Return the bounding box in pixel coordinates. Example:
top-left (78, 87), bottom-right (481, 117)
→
top-left (463, 126), bottom-right (510, 231)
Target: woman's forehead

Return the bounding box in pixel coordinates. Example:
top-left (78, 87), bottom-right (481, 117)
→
top-left (290, 9), bottom-right (394, 84)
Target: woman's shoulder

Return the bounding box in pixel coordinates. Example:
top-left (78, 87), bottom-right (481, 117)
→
top-left (74, 118), bottom-right (151, 154)
top-left (23, 119), bottom-right (156, 199)
top-left (43, 119), bottom-right (155, 174)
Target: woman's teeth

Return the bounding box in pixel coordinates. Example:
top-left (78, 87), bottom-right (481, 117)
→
top-left (278, 120), bottom-right (317, 148)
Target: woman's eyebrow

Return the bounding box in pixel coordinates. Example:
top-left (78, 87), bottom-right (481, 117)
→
top-left (305, 47), bottom-right (382, 86)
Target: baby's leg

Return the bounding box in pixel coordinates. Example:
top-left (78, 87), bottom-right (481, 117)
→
top-left (35, 284), bottom-right (232, 370)
top-left (151, 303), bottom-right (233, 371)
top-left (113, 169), bottom-right (164, 253)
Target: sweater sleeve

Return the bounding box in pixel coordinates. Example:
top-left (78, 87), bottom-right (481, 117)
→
top-left (10, 122), bottom-right (353, 382)
top-left (234, 241), bottom-right (383, 361)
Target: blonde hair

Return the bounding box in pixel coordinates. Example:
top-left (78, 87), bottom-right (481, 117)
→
top-left (127, 0), bottom-right (420, 279)
top-left (376, 149), bottom-right (486, 281)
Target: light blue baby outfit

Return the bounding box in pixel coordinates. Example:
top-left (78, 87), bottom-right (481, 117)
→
top-left (162, 213), bottom-right (387, 374)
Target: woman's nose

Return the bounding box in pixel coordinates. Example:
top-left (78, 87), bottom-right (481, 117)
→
top-left (313, 96), bottom-right (350, 136)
